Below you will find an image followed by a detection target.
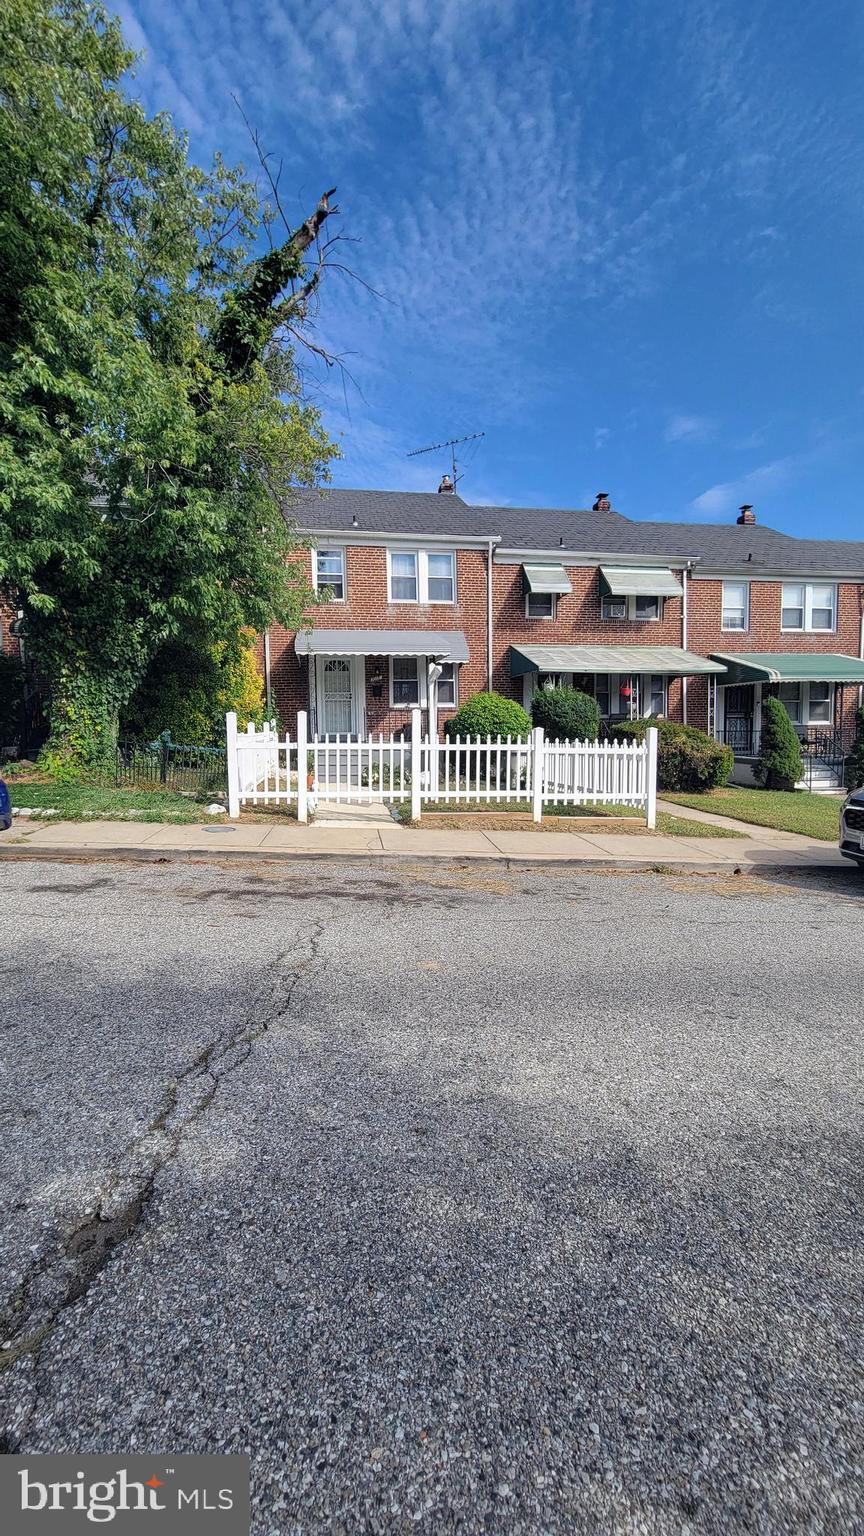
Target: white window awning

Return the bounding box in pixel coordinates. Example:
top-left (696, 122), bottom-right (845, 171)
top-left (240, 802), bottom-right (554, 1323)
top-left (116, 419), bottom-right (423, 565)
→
top-left (510, 644), bottom-right (727, 677)
top-left (599, 566), bottom-right (682, 598)
top-left (295, 629), bottom-right (469, 662)
top-left (522, 563), bottom-right (572, 595)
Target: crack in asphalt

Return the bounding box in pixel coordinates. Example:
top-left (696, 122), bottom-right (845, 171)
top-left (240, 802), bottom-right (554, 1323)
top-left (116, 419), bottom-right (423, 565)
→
top-left (0, 918), bottom-right (325, 1443)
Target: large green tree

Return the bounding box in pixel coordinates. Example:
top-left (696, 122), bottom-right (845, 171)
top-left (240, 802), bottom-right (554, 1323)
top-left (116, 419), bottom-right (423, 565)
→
top-left (0, 0), bottom-right (337, 767)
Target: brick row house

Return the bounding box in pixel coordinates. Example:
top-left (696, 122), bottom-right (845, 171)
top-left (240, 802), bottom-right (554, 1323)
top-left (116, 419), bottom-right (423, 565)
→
top-left (264, 485), bottom-right (864, 789)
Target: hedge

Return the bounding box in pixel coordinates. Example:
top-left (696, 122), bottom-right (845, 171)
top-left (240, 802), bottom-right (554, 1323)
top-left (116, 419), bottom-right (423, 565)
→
top-left (611, 716), bottom-right (734, 792)
top-left (444, 692), bottom-right (531, 740)
top-left (755, 695), bottom-right (803, 790)
top-left (531, 687), bottom-right (600, 742)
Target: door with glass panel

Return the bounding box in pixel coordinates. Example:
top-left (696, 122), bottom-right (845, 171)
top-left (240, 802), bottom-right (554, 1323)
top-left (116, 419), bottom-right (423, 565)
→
top-left (318, 657), bottom-right (354, 735)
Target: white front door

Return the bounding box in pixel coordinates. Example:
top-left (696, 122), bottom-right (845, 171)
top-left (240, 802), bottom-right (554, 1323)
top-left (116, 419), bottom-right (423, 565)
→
top-left (319, 657), bottom-right (354, 734)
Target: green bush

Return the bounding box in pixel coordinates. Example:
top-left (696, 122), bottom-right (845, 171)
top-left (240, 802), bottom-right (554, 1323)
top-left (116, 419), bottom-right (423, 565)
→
top-left (845, 706), bottom-right (864, 790)
top-left (444, 692), bottom-right (531, 740)
top-left (531, 686), bottom-right (600, 742)
top-left (755, 695), bottom-right (803, 790)
top-left (611, 716), bottom-right (734, 792)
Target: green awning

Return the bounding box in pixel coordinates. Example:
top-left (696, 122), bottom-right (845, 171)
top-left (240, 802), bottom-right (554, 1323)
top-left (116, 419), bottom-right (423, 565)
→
top-left (599, 566), bottom-right (682, 598)
top-left (510, 644), bottom-right (727, 677)
top-left (712, 652), bottom-right (864, 685)
top-left (522, 563), bottom-right (572, 595)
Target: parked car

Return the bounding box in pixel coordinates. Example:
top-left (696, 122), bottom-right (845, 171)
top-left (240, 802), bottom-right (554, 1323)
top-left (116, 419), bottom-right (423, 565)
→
top-left (839, 786), bottom-right (864, 868)
top-left (0, 777), bottom-right (11, 832)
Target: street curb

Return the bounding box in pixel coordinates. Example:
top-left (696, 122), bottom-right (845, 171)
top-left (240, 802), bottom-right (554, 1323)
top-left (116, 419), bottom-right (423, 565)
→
top-left (0, 844), bottom-right (848, 876)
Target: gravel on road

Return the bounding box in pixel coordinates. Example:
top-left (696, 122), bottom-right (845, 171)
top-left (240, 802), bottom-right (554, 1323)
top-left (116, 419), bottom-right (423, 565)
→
top-left (1, 858), bottom-right (862, 1534)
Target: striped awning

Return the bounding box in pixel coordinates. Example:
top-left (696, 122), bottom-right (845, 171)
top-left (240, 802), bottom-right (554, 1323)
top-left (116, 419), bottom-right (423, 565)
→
top-left (295, 629), bottom-right (469, 662)
top-left (510, 644), bottom-right (727, 677)
top-left (522, 563), bottom-right (572, 595)
top-left (712, 652), bottom-right (864, 685)
top-left (599, 566), bottom-right (682, 598)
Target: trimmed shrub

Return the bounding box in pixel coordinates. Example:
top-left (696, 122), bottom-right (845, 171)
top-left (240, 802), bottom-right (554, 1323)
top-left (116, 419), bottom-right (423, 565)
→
top-left (755, 695), bottom-right (803, 790)
top-left (611, 716), bottom-right (734, 792)
top-left (444, 692), bottom-right (531, 740)
top-left (845, 706), bottom-right (864, 790)
top-left (531, 686), bottom-right (600, 742)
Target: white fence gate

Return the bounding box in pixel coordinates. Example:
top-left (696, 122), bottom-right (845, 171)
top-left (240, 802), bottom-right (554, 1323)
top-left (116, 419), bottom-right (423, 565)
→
top-left (226, 710), bottom-right (658, 826)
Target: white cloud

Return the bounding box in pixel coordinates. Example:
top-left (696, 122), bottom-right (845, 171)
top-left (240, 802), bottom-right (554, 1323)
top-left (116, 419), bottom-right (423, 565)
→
top-left (594, 426), bottom-right (611, 449)
top-left (665, 414), bottom-right (715, 444)
top-left (689, 455), bottom-right (800, 519)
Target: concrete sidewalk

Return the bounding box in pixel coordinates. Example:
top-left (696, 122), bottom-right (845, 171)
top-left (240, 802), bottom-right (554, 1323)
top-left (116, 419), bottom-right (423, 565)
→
top-left (0, 814), bottom-right (848, 869)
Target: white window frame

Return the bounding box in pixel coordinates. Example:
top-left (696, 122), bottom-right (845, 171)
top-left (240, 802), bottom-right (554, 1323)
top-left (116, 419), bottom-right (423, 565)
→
top-left (436, 661), bottom-right (458, 707)
top-left (781, 582), bottom-right (836, 633)
top-left (777, 680), bottom-right (835, 726)
top-left (388, 550), bottom-right (419, 603)
top-left (805, 680), bottom-right (833, 724)
top-left (601, 594), bottom-right (661, 621)
top-left (645, 674), bottom-right (667, 717)
top-left (526, 591), bottom-right (556, 619)
top-left (425, 550), bottom-right (456, 604)
top-left (313, 546), bottom-right (346, 601)
top-left (721, 580), bottom-right (749, 632)
top-left (387, 548), bottom-right (456, 605)
top-left (390, 656), bottom-right (421, 707)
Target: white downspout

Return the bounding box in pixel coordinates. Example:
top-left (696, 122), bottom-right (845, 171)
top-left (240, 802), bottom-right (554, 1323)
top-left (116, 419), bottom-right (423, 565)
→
top-left (486, 539), bottom-right (496, 690)
top-left (681, 565), bottom-right (690, 725)
top-left (859, 600), bottom-right (864, 711)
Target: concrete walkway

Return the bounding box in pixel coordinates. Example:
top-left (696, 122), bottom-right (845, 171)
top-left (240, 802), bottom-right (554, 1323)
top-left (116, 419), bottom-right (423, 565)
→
top-left (1, 815), bottom-right (848, 869)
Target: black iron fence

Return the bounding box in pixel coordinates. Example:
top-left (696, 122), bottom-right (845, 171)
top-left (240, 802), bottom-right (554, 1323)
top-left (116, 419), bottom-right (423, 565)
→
top-left (109, 733), bottom-right (227, 797)
top-left (721, 720), bottom-right (755, 755)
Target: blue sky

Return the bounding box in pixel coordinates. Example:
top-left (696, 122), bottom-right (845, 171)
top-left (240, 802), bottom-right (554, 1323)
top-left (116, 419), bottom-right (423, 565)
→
top-left (116, 0), bottom-right (862, 535)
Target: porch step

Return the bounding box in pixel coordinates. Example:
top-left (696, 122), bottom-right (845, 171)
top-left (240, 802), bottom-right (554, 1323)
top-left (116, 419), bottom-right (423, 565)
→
top-left (312, 801), bottom-right (395, 826)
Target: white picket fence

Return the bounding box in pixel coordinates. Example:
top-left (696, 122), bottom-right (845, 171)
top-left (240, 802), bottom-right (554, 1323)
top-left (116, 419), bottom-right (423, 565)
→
top-left (226, 710), bottom-right (658, 826)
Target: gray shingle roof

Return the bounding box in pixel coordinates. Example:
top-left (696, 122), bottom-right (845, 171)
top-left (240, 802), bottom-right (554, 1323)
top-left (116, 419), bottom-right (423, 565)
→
top-left (285, 488), bottom-right (864, 574)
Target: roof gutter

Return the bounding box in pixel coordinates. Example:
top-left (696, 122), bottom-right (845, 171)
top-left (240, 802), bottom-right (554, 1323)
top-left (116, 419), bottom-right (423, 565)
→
top-left (494, 548), bottom-right (700, 568)
top-left (297, 526), bottom-right (498, 548)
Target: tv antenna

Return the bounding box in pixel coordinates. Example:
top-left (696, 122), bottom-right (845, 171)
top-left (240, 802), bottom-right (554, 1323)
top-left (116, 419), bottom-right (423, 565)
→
top-left (407, 430), bottom-right (485, 487)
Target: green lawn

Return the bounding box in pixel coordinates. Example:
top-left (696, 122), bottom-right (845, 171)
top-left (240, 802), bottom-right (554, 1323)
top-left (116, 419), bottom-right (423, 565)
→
top-left (662, 786), bottom-right (842, 841)
top-left (395, 799), bottom-right (743, 838)
top-left (4, 779), bottom-right (223, 823)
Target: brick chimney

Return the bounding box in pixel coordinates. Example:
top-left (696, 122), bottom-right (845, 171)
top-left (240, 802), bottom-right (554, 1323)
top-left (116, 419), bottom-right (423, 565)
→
top-left (737, 503), bottom-right (756, 525)
top-left (438, 474), bottom-right (454, 494)
top-left (592, 491), bottom-right (612, 511)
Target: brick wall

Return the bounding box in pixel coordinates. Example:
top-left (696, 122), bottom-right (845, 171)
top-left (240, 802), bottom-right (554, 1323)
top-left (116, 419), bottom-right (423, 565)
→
top-left (0, 598), bottom-right (20, 660)
top-left (686, 578), bottom-right (864, 732)
top-left (257, 547), bottom-right (864, 739)
top-left (491, 563), bottom-right (686, 719)
top-left (264, 545), bottom-right (489, 733)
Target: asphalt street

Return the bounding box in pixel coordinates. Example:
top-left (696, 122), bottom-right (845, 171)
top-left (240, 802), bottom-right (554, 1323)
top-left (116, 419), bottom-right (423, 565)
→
top-left (1, 857), bottom-right (862, 1533)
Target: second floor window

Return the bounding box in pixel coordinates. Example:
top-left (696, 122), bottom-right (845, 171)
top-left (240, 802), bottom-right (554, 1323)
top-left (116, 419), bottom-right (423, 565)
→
top-left (527, 591), bottom-right (555, 619)
top-left (781, 582), bottom-right (836, 632)
top-left (722, 581), bottom-right (749, 630)
top-left (390, 551), bottom-right (418, 602)
top-left (427, 552), bottom-right (455, 602)
top-left (388, 549), bottom-right (456, 604)
top-left (314, 548), bottom-right (345, 600)
top-left (601, 595), bottom-right (660, 621)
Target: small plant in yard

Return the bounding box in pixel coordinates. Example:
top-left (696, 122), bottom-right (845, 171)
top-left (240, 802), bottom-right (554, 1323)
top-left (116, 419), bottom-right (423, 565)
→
top-left (611, 718), bottom-right (733, 792)
top-left (755, 696), bottom-right (803, 790)
top-left (444, 693), bottom-right (531, 740)
top-left (845, 706), bottom-right (864, 789)
top-left (531, 687), bottom-right (600, 742)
